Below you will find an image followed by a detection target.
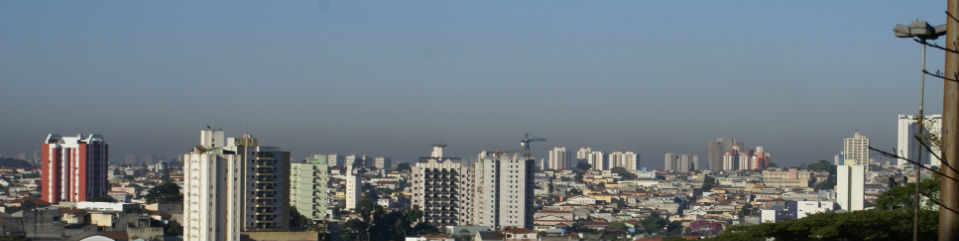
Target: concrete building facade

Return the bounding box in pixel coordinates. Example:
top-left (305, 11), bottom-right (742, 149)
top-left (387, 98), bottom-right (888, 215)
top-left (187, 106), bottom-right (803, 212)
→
top-left (837, 163), bottom-right (865, 211)
top-left (843, 132), bottom-right (870, 167)
top-left (183, 129), bottom-right (242, 241)
top-left (411, 145), bottom-right (463, 226)
top-left (547, 147), bottom-right (568, 170)
top-left (708, 138), bottom-right (743, 171)
top-left (290, 154), bottom-right (329, 221)
top-left (41, 133), bottom-right (109, 203)
top-left (469, 153), bottom-right (535, 229)
top-left (897, 114), bottom-right (943, 169)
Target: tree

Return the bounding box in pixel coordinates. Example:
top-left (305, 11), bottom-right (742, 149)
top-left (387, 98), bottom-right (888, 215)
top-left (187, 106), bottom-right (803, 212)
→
top-left (568, 222), bottom-right (596, 234)
top-left (396, 162), bottom-right (411, 172)
top-left (875, 176), bottom-right (940, 211)
top-left (610, 167), bottom-right (637, 180)
top-left (640, 213), bottom-right (668, 234)
top-left (806, 160), bottom-right (835, 172)
top-left (88, 195), bottom-right (116, 202)
top-left (612, 197), bottom-right (628, 208)
top-left (704, 209), bottom-right (938, 241)
top-left (144, 182), bottom-right (183, 204)
top-left (700, 175), bottom-right (716, 191)
top-left (574, 173), bottom-right (584, 183)
top-left (607, 222), bottom-right (627, 232)
top-left (164, 220), bottom-right (183, 236)
top-left (290, 208), bottom-right (308, 229)
top-left (666, 221), bottom-right (683, 236)
top-left (342, 196), bottom-right (437, 241)
top-left (687, 220), bottom-right (723, 236)
top-left (739, 203), bottom-right (754, 216)
top-left (576, 163), bottom-right (592, 172)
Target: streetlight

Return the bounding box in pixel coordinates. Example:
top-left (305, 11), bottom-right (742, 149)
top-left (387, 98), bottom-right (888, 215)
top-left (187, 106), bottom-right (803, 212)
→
top-left (893, 19), bottom-right (946, 241)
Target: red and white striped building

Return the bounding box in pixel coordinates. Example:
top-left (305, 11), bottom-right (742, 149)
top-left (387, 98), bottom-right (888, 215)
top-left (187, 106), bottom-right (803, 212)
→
top-left (41, 133), bottom-right (109, 203)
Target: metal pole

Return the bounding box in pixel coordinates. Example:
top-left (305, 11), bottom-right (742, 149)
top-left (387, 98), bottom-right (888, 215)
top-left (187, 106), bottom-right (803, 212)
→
top-left (941, 0), bottom-right (959, 239)
top-left (917, 42), bottom-right (926, 241)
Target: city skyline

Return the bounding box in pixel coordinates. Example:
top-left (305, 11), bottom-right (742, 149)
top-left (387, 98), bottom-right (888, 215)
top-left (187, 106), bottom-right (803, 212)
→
top-left (0, 1), bottom-right (948, 169)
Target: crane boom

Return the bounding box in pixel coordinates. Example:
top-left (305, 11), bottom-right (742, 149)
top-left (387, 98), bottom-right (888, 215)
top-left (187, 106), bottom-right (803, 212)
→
top-left (520, 133), bottom-right (547, 159)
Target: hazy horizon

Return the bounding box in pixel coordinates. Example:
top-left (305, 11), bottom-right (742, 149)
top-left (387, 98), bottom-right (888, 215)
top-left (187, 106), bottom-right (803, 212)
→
top-left (0, 1), bottom-right (948, 169)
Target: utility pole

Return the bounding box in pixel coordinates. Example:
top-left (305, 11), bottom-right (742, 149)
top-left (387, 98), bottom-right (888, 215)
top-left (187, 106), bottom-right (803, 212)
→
top-left (942, 0), bottom-right (959, 240)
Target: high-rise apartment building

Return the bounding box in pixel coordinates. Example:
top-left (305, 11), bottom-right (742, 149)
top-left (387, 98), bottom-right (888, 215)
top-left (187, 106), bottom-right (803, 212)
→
top-left (547, 147), bottom-right (568, 170)
top-left (722, 148), bottom-right (739, 171)
top-left (837, 163), bottom-right (865, 211)
top-left (345, 165), bottom-right (362, 210)
top-left (346, 154), bottom-right (369, 169)
top-left (623, 152), bottom-right (639, 171)
top-left (606, 151), bottom-right (639, 171)
top-left (374, 156), bottom-right (392, 172)
top-left (897, 114), bottom-right (943, 169)
top-left (843, 132), bottom-right (870, 167)
top-left (290, 154), bottom-right (329, 221)
top-left (226, 134), bottom-right (291, 231)
top-left (575, 147), bottom-right (591, 165)
top-left (411, 145), bottom-right (463, 226)
top-left (183, 129), bottom-right (242, 241)
top-left (468, 153), bottom-right (535, 229)
top-left (327, 153), bottom-right (343, 168)
top-left (665, 153), bottom-right (698, 173)
top-left (587, 151), bottom-right (605, 170)
top-left (708, 138), bottom-right (744, 171)
top-left (41, 133), bottom-right (109, 203)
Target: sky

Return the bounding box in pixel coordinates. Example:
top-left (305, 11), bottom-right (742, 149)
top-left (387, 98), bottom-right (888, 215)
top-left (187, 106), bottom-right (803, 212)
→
top-left (0, 1), bottom-right (950, 169)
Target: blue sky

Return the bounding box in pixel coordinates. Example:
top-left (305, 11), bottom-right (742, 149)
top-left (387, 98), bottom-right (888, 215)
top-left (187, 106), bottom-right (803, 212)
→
top-left (0, 1), bottom-right (948, 168)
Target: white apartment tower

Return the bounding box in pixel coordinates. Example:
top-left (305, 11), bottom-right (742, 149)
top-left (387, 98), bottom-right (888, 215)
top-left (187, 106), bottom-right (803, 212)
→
top-left (843, 132), bottom-right (870, 167)
top-left (183, 129), bottom-right (242, 241)
top-left (345, 165), bottom-right (362, 210)
top-left (587, 151), bottom-right (605, 170)
top-left (897, 114), bottom-right (943, 169)
top-left (469, 153), bottom-right (535, 229)
top-left (327, 153), bottom-right (343, 168)
top-left (576, 147), bottom-right (591, 165)
top-left (374, 156), bottom-right (392, 172)
top-left (623, 152), bottom-right (639, 171)
top-left (837, 162), bottom-right (865, 211)
top-left (411, 145), bottom-right (463, 226)
top-left (722, 147), bottom-right (739, 171)
top-left (547, 147), bottom-right (568, 170)
top-left (665, 153), bottom-right (698, 173)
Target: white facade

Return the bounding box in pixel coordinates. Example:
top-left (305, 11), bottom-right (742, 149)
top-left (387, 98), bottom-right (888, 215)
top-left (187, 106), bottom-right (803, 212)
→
top-left (587, 151), bottom-right (605, 170)
top-left (375, 156), bottom-right (392, 172)
top-left (897, 114), bottom-right (943, 169)
top-left (796, 200), bottom-right (837, 219)
top-left (624, 152), bottom-right (639, 171)
top-left (469, 154), bottom-right (535, 229)
top-left (665, 153), bottom-right (698, 173)
top-left (837, 163), bottom-right (865, 211)
top-left (327, 153), bottom-right (343, 168)
top-left (411, 145), bottom-right (463, 226)
top-left (605, 151), bottom-right (640, 171)
top-left (722, 148), bottom-right (739, 171)
top-left (547, 147), bottom-right (568, 170)
top-left (843, 132), bottom-right (870, 167)
top-left (183, 129), bottom-right (242, 241)
top-left (345, 165), bottom-right (362, 210)
top-left (576, 147), bottom-right (591, 161)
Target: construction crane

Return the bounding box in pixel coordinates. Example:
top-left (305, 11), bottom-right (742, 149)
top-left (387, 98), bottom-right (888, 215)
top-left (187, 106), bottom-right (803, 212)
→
top-left (486, 133), bottom-right (548, 160)
top-left (520, 133), bottom-right (547, 159)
